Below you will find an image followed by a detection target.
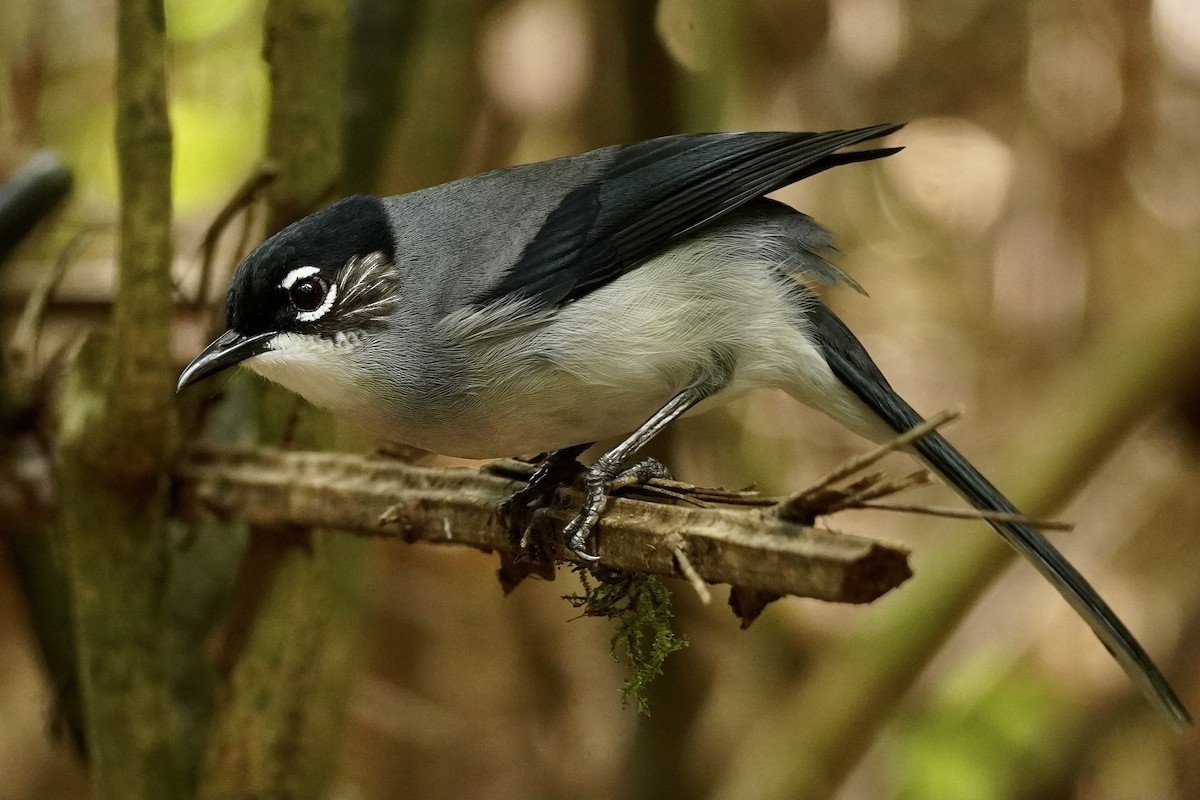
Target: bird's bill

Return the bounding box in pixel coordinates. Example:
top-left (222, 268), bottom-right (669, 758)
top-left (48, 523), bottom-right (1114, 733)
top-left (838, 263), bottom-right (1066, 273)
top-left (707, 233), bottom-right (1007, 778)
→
top-left (177, 329), bottom-right (274, 392)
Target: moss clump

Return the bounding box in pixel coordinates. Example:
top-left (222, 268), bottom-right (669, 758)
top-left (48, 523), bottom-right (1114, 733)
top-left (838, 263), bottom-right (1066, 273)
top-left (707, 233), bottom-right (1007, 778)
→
top-left (566, 567), bottom-right (688, 715)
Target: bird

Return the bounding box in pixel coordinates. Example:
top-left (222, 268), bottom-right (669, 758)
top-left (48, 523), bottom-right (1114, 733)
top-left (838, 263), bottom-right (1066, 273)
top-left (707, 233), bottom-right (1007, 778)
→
top-left (178, 123), bottom-right (1192, 729)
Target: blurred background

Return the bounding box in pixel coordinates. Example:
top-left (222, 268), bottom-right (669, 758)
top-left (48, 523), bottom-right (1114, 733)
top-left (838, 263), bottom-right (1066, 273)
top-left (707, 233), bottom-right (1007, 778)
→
top-left (2, 0), bottom-right (1200, 798)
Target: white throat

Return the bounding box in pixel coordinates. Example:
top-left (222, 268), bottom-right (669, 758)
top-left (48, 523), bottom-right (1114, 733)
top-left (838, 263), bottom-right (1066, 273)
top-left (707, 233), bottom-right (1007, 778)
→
top-left (245, 332), bottom-right (374, 419)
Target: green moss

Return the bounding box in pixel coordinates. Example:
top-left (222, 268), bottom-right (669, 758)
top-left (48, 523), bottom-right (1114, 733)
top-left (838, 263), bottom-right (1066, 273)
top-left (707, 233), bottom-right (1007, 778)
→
top-left (565, 567), bottom-right (688, 715)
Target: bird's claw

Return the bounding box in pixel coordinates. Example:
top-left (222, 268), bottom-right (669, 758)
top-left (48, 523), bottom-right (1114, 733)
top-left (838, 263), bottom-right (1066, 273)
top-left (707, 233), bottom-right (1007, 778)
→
top-left (500, 445), bottom-right (590, 560)
top-left (610, 457), bottom-right (673, 490)
top-left (562, 457), bottom-right (674, 561)
top-left (503, 449), bottom-right (671, 563)
top-left (565, 521), bottom-right (601, 562)
top-left (561, 472), bottom-right (604, 560)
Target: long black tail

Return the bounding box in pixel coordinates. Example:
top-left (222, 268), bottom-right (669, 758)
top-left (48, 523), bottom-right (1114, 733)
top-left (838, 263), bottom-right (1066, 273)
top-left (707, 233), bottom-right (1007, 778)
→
top-left (809, 303), bottom-right (1192, 729)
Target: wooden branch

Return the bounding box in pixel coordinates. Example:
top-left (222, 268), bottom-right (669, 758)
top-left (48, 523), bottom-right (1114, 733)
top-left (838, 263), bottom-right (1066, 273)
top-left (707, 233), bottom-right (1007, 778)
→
top-left (172, 446), bottom-right (913, 605)
top-left (108, 0), bottom-right (176, 479)
top-left (54, 0), bottom-right (178, 797)
top-left (196, 4), bottom-right (357, 800)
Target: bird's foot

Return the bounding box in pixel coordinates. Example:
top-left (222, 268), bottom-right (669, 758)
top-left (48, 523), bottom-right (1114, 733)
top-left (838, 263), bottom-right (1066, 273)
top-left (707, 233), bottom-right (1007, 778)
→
top-left (609, 457), bottom-right (673, 491)
top-left (563, 457), bottom-right (674, 561)
top-left (499, 444), bottom-right (590, 559)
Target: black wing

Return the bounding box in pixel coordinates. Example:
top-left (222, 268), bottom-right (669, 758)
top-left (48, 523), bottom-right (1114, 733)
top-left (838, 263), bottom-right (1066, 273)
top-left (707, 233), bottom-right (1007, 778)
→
top-left (475, 123), bottom-right (902, 309)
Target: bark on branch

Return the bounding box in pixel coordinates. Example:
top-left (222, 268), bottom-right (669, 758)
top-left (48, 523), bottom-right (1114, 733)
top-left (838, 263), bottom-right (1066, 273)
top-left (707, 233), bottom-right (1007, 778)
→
top-left (195, 4), bottom-right (357, 800)
top-left (53, 0), bottom-right (178, 797)
top-left (173, 446), bottom-right (913, 604)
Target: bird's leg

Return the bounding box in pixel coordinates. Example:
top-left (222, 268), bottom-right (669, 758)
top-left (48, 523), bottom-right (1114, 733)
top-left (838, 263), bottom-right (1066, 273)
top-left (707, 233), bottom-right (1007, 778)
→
top-left (564, 358), bottom-right (729, 560)
top-left (501, 442), bottom-right (591, 550)
top-left (563, 394), bottom-right (700, 560)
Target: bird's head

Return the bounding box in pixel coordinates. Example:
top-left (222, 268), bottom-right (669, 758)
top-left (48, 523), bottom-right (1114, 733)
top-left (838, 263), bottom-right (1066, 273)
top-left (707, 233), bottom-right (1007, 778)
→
top-left (178, 195), bottom-right (399, 392)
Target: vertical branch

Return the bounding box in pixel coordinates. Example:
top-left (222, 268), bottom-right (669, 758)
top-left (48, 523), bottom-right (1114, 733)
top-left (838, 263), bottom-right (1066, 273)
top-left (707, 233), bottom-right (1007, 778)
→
top-left (618, 0), bottom-right (683, 140)
top-left (342, 0), bottom-right (425, 192)
top-left (54, 0), bottom-right (179, 797)
top-left (109, 0), bottom-right (176, 477)
top-left (197, 2), bottom-right (366, 799)
top-left (262, 0), bottom-right (349, 232)
top-left (385, 1), bottom-right (493, 192)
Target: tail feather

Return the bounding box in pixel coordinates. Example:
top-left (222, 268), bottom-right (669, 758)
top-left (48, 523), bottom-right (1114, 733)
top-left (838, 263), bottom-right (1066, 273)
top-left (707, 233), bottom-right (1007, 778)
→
top-left (810, 303), bottom-right (1192, 728)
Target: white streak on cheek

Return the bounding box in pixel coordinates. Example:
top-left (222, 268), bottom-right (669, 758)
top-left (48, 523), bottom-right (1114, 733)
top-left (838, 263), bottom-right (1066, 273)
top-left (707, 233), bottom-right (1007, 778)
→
top-left (296, 281), bottom-right (337, 322)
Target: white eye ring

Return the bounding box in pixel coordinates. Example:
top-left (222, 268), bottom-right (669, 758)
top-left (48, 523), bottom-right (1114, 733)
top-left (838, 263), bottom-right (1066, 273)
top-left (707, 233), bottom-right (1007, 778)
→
top-left (296, 281), bottom-right (337, 322)
top-left (281, 265), bottom-right (321, 290)
top-left (280, 265), bottom-right (338, 322)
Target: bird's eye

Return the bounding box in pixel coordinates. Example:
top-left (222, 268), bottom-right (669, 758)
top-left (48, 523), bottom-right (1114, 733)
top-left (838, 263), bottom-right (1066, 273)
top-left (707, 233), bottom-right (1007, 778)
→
top-left (289, 276), bottom-right (326, 312)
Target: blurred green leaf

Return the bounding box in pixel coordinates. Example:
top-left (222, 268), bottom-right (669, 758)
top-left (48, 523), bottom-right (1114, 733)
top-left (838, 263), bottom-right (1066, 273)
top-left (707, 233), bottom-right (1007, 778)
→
top-left (889, 652), bottom-right (1072, 800)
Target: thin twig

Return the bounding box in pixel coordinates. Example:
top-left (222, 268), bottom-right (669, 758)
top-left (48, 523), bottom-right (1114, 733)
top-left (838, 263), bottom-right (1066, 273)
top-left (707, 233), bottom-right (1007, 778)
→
top-left (777, 410), bottom-right (960, 522)
top-left (786, 408), bottom-right (961, 506)
top-left (231, 186), bottom-right (262, 274)
top-left (6, 226), bottom-right (105, 385)
top-left (622, 482), bottom-right (712, 508)
top-left (669, 536), bottom-right (713, 605)
top-left (191, 165), bottom-right (278, 312)
top-left (821, 470), bottom-right (933, 514)
top-left (852, 501), bottom-right (1074, 531)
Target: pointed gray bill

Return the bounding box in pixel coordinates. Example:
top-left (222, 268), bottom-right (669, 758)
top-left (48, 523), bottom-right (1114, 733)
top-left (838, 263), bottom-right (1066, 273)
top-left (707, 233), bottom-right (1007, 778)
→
top-left (177, 329), bottom-right (274, 392)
